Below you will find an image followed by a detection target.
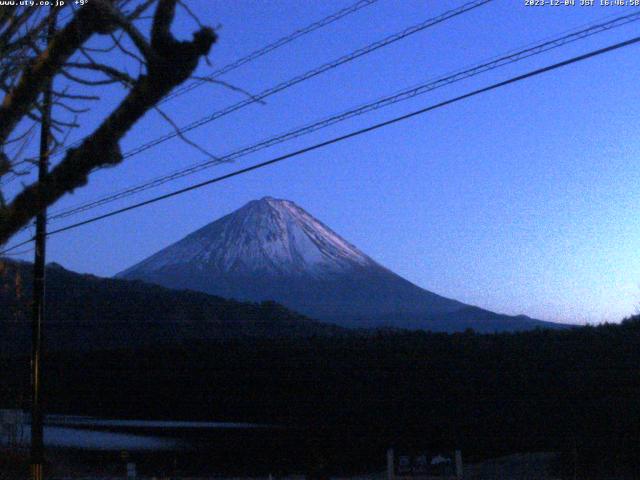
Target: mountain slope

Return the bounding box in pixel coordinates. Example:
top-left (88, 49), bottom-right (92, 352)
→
top-left (118, 197), bottom-right (562, 332)
top-left (119, 196), bottom-right (376, 278)
top-left (0, 259), bottom-right (345, 354)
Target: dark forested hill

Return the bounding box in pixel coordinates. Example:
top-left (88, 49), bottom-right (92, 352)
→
top-left (1, 255), bottom-right (639, 477)
top-left (0, 259), bottom-right (345, 354)
top-left (2, 318), bottom-right (640, 477)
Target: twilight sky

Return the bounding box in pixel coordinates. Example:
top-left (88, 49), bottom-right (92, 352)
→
top-left (5, 0), bottom-right (640, 325)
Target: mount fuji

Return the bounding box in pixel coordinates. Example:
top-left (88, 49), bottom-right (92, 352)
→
top-left (117, 197), bottom-right (561, 332)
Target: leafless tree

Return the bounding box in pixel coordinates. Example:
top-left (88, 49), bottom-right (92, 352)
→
top-left (0, 0), bottom-right (217, 246)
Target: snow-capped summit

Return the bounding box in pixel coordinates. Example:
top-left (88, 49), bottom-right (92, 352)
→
top-left (118, 197), bottom-right (375, 279)
top-left (118, 198), bottom-right (558, 332)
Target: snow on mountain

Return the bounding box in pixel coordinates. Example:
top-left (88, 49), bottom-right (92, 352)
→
top-left (119, 197), bottom-right (376, 278)
top-left (118, 197), bottom-right (560, 332)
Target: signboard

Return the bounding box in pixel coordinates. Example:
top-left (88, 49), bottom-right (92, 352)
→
top-left (387, 449), bottom-right (462, 480)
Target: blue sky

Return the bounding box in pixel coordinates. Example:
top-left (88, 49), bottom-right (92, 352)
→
top-left (6, 0), bottom-right (640, 324)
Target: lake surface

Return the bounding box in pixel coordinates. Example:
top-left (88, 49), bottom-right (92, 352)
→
top-left (3, 414), bottom-right (277, 450)
top-left (3, 414), bottom-right (309, 475)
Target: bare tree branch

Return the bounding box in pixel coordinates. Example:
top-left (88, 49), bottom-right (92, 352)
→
top-left (0, 0), bottom-right (118, 144)
top-left (192, 75), bottom-right (266, 105)
top-left (0, 0), bottom-right (217, 244)
top-left (154, 105), bottom-right (220, 161)
top-left (65, 61), bottom-right (135, 85)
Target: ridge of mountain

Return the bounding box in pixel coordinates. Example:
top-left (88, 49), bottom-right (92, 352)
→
top-left (0, 259), bottom-right (346, 354)
top-left (118, 197), bottom-right (564, 332)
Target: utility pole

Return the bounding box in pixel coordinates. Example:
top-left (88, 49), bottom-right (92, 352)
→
top-left (31, 8), bottom-right (55, 480)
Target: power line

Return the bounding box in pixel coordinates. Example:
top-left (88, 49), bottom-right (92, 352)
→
top-left (1, 1), bottom-right (378, 88)
top-left (118, 0), bottom-right (492, 159)
top-left (121, 0), bottom-right (491, 158)
top-left (160, 0), bottom-right (379, 104)
top-left (1, 246), bottom-right (35, 257)
top-left (48, 10), bottom-right (640, 222)
top-left (0, 238), bottom-right (34, 256)
top-left (15, 0), bottom-right (489, 183)
top-left (46, 0), bottom-right (380, 157)
top-left (0, 33), bottom-right (634, 256)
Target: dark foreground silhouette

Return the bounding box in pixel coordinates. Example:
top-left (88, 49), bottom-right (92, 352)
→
top-left (2, 317), bottom-right (640, 478)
